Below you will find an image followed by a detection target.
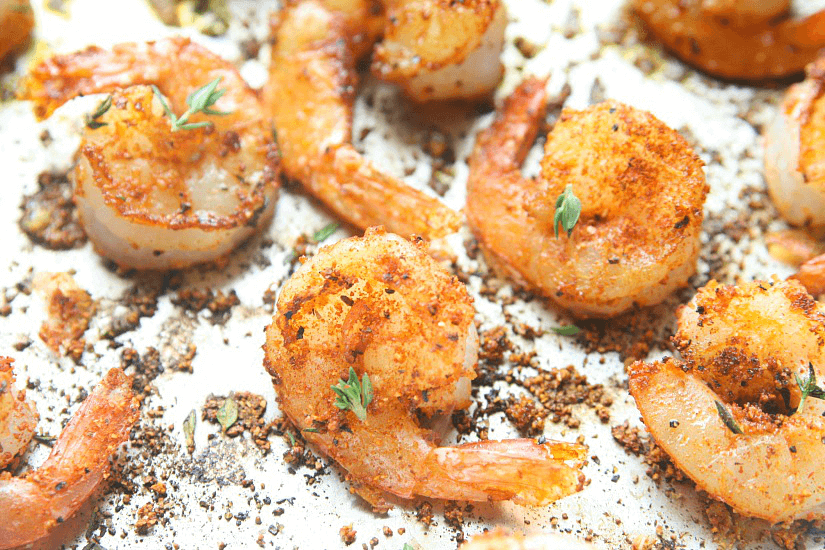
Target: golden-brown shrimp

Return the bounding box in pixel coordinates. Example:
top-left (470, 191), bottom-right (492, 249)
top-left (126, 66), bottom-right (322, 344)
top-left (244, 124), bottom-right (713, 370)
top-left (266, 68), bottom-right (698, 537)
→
top-left (265, 1), bottom-right (460, 240)
top-left (633, 0), bottom-right (825, 81)
top-left (263, 227), bottom-right (586, 510)
top-left (466, 79), bottom-right (708, 318)
top-left (0, 368), bottom-right (138, 548)
top-left (19, 37), bottom-right (280, 270)
top-left (0, 0), bottom-right (33, 66)
top-left (461, 528), bottom-right (596, 550)
top-left (371, 0), bottom-right (506, 102)
top-left (628, 279), bottom-right (825, 523)
top-left (0, 357), bottom-right (37, 470)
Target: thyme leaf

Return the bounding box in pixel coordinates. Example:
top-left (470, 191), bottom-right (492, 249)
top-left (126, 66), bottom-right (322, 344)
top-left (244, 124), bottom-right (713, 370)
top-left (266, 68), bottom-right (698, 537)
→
top-left (216, 395), bottom-right (238, 433)
top-left (312, 222), bottom-right (340, 244)
top-left (551, 325), bottom-right (580, 336)
top-left (553, 184), bottom-right (581, 238)
top-left (152, 77), bottom-right (231, 132)
top-left (331, 367), bottom-right (373, 422)
top-left (794, 362), bottom-right (825, 414)
top-left (714, 400), bottom-right (743, 435)
top-left (85, 95), bottom-right (112, 129)
top-left (403, 545), bottom-right (415, 550)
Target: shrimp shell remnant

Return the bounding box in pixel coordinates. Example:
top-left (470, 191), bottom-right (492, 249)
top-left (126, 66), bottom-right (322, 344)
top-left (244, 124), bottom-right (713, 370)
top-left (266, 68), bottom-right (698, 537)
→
top-left (0, 368), bottom-right (139, 549)
top-left (0, 357), bottom-right (37, 470)
top-left (19, 37), bottom-right (280, 270)
top-left (628, 279), bottom-right (825, 523)
top-left (467, 79), bottom-right (708, 318)
top-left (264, 227), bottom-right (586, 510)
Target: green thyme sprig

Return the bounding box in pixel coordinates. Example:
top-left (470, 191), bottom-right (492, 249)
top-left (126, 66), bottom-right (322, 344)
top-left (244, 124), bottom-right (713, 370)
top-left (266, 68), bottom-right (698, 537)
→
top-left (554, 184), bottom-right (581, 238)
top-left (551, 325), bottom-right (580, 336)
top-left (331, 367), bottom-right (373, 422)
top-left (795, 363), bottom-right (825, 414)
top-left (714, 400), bottom-right (743, 435)
top-left (152, 77), bottom-right (231, 132)
top-left (85, 95), bottom-right (112, 129)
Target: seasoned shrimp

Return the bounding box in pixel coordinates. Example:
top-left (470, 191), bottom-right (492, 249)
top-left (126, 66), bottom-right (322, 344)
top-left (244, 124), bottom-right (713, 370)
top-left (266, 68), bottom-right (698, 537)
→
top-left (466, 79), bottom-right (707, 318)
top-left (0, 368), bottom-right (138, 548)
top-left (371, 0), bottom-right (507, 102)
top-left (0, 357), bottom-right (37, 470)
top-left (633, 0), bottom-right (825, 81)
top-left (628, 279), bottom-right (825, 523)
top-left (264, 227), bottom-right (586, 510)
top-left (19, 37), bottom-right (280, 270)
top-left (265, 1), bottom-right (460, 240)
top-left (0, 0), bottom-right (33, 66)
top-left (461, 528), bottom-right (595, 550)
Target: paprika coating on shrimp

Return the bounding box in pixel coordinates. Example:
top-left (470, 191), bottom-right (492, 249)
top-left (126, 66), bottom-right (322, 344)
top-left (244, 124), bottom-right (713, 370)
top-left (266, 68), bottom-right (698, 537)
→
top-left (0, 357), bottom-right (37, 470)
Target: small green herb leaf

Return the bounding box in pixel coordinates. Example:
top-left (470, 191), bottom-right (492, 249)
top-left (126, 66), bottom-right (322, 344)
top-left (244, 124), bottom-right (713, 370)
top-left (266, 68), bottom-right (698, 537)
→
top-left (152, 77), bottom-right (232, 132)
top-left (551, 325), bottom-right (580, 336)
top-left (331, 367), bottom-right (373, 422)
top-left (287, 431), bottom-right (296, 447)
top-left (216, 395), bottom-right (239, 433)
top-left (183, 409), bottom-right (196, 452)
top-left (403, 544), bottom-right (415, 550)
top-left (85, 95), bottom-right (112, 129)
top-left (794, 363), bottom-right (825, 414)
top-left (302, 427), bottom-right (318, 433)
top-left (553, 184), bottom-right (582, 238)
top-left (714, 400), bottom-right (743, 435)
top-left (312, 222), bottom-right (340, 244)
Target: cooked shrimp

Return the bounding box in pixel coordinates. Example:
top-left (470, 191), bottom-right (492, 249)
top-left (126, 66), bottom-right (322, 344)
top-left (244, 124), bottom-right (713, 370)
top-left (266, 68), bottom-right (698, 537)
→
top-left (371, 0), bottom-right (506, 102)
top-left (633, 0), bottom-right (825, 81)
top-left (0, 0), bottom-right (33, 66)
top-left (0, 357), bottom-right (37, 470)
top-left (0, 368), bottom-right (138, 548)
top-left (19, 37), bottom-right (280, 270)
top-left (466, 79), bottom-right (708, 318)
top-left (263, 227), bottom-right (586, 510)
top-left (265, 1), bottom-right (460, 240)
top-left (461, 528), bottom-right (596, 550)
top-left (628, 279), bottom-right (825, 523)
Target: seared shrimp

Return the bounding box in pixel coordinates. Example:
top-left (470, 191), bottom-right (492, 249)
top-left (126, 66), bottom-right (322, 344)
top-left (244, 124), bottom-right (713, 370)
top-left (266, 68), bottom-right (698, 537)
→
top-left (19, 37), bottom-right (280, 270)
top-left (0, 368), bottom-right (138, 548)
top-left (467, 79), bottom-right (707, 318)
top-left (265, 1), bottom-right (460, 240)
top-left (628, 279), bottom-right (825, 523)
top-left (461, 528), bottom-right (595, 550)
top-left (0, 357), bottom-right (37, 470)
top-left (633, 0), bottom-right (825, 81)
top-left (264, 227), bottom-right (586, 510)
top-left (371, 0), bottom-right (506, 102)
top-left (0, 0), bottom-right (33, 65)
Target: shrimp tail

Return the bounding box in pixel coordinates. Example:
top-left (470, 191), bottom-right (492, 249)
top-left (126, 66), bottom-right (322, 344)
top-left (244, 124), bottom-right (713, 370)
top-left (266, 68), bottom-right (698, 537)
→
top-left (417, 439), bottom-right (587, 505)
top-left (0, 368), bottom-right (138, 549)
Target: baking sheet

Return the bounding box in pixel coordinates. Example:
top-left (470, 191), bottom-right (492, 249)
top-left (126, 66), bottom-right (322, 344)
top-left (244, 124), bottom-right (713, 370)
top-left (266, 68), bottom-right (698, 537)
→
top-left (0, 0), bottom-right (820, 548)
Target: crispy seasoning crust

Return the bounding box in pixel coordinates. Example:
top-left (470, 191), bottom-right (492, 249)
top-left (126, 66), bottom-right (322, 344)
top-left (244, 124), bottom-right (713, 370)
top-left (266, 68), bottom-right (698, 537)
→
top-left (797, 57), bottom-right (825, 185)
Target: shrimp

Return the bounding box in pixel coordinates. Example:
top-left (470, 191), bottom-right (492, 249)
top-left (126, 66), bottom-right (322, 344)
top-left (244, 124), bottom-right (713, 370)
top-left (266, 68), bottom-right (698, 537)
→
top-left (263, 227), bottom-right (587, 510)
top-left (0, 368), bottom-right (138, 548)
top-left (461, 528), bottom-right (595, 550)
top-left (0, 357), bottom-right (37, 470)
top-left (265, 1), bottom-right (460, 240)
top-left (0, 0), bottom-right (33, 67)
top-left (633, 0), bottom-right (825, 81)
top-left (18, 37), bottom-right (280, 270)
top-left (371, 0), bottom-right (507, 102)
top-left (628, 279), bottom-right (825, 524)
top-left (466, 78), bottom-right (708, 318)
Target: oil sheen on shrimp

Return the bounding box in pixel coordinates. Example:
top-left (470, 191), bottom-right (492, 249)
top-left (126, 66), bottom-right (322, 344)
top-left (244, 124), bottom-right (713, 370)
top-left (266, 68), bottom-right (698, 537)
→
top-left (0, 0), bottom-right (33, 64)
top-left (633, 0), bottom-right (825, 81)
top-left (265, 1), bottom-right (460, 240)
top-left (0, 357), bottom-right (37, 470)
top-left (461, 528), bottom-right (596, 550)
top-left (466, 79), bottom-right (708, 318)
top-left (264, 227), bottom-right (586, 510)
top-left (19, 37), bottom-right (280, 270)
top-left (371, 0), bottom-right (506, 102)
top-left (0, 368), bottom-right (138, 549)
top-left (628, 279), bottom-right (825, 523)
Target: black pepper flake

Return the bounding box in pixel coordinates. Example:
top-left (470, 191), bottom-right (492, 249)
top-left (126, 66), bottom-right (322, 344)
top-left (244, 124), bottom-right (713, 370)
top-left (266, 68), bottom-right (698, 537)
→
top-left (669, 420), bottom-right (679, 428)
top-left (340, 295), bottom-right (354, 306)
top-left (674, 215), bottom-right (690, 229)
top-left (284, 310), bottom-right (294, 320)
top-left (612, 124), bottom-right (619, 131)
top-left (296, 327), bottom-right (304, 340)
top-left (608, 257), bottom-right (619, 264)
top-left (611, 474), bottom-right (620, 482)
top-left (385, 288), bottom-right (395, 294)
top-left (696, 306), bottom-right (705, 314)
top-left (56, 516), bottom-right (64, 524)
top-left (55, 481), bottom-right (66, 491)
top-left (790, 445), bottom-right (797, 453)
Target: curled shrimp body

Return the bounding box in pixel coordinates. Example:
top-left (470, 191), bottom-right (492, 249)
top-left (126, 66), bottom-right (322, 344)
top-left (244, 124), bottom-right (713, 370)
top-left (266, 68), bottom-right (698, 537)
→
top-left (371, 0), bottom-right (506, 102)
top-left (265, 1), bottom-right (460, 240)
top-left (0, 368), bottom-right (138, 549)
top-left (628, 279), bottom-right (825, 523)
top-left (461, 528), bottom-right (595, 550)
top-left (467, 79), bottom-right (707, 318)
top-left (0, 0), bottom-right (33, 65)
top-left (19, 37), bottom-right (280, 270)
top-left (633, 0), bottom-right (825, 81)
top-left (0, 357), bottom-right (37, 470)
top-left (264, 227), bottom-right (586, 510)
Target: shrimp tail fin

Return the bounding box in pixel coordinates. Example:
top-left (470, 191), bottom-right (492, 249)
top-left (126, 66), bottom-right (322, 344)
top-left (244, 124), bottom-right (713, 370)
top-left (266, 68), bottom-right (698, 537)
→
top-left (418, 439), bottom-right (587, 505)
